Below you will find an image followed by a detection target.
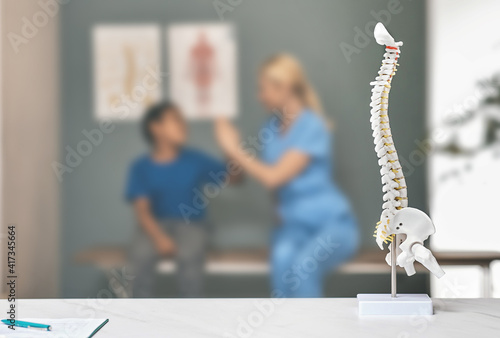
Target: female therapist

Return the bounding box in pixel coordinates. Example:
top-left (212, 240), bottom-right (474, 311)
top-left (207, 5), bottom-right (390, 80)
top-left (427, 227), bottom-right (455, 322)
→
top-left (215, 54), bottom-right (359, 297)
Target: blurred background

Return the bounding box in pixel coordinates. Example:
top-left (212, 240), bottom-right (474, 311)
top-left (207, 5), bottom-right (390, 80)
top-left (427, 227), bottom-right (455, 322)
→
top-left (1, 0), bottom-right (499, 299)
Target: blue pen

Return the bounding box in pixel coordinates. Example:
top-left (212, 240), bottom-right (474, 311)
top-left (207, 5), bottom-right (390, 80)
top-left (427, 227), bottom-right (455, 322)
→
top-left (1, 319), bottom-right (52, 331)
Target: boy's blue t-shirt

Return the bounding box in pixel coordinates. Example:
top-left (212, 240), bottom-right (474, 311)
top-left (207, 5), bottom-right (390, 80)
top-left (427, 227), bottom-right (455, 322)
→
top-left (125, 148), bottom-right (226, 222)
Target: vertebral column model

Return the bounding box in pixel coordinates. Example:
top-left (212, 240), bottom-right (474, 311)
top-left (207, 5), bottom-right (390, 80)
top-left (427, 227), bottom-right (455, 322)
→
top-left (370, 23), bottom-right (444, 279)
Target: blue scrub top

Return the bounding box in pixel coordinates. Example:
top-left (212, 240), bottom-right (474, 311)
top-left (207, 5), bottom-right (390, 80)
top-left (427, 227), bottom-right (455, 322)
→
top-left (261, 109), bottom-right (353, 227)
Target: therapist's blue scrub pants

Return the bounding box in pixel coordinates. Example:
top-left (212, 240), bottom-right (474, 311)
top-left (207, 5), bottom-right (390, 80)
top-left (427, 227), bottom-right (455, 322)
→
top-left (270, 213), bottom-right (359, 298)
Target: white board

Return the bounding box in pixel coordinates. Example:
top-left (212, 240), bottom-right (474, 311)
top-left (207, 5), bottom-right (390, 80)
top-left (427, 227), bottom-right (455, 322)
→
top-left (427, 0), bottom-right (500, 298)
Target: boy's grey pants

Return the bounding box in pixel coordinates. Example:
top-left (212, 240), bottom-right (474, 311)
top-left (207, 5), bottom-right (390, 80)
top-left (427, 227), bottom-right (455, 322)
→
top-left (128, 221), bottom-right (207, 298)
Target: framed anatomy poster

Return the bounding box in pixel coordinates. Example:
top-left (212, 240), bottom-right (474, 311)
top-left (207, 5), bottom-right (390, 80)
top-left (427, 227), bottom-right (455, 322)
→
top-left (168, 23), bottom-right (238, 120)
top-left (93, 25), bottom-right (162, 120)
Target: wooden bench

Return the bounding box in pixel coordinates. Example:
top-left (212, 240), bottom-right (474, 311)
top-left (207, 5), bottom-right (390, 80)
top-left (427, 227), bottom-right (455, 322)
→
top-left (75, 247), bottom-right (500, 297)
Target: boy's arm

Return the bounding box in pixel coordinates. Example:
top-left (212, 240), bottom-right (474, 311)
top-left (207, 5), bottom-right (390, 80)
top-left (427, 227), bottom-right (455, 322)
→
top-left (133, 197), bottom-right (176, 255)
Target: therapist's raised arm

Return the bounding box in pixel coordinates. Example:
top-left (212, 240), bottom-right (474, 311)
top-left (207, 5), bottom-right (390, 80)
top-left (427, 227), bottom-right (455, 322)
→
top-left (215, 118), bottom-right (310, 189)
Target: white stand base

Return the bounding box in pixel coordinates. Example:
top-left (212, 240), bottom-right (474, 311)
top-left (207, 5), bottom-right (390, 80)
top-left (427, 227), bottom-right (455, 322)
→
top-left (357, 294), bottom-right (433, 315)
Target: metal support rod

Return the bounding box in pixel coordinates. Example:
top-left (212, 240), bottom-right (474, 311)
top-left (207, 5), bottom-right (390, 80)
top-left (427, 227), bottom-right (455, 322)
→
top-left (391, 238), bottom-right (397, 298)
top-left (483, 265), bottom-right (491, 298)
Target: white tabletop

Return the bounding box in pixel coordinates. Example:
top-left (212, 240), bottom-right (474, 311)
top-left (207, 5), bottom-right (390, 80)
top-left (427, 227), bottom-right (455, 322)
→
top-left (2, 298), bottom-right (499, 337)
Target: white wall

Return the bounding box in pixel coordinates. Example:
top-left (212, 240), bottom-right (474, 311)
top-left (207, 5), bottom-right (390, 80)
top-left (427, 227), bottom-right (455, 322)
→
top-left (2, 1), bottom-right (61, 297)
top-left (427, 0), bottom-right (500, 297)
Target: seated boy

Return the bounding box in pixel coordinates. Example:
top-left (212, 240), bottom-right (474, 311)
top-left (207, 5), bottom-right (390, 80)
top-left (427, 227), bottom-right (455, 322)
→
top-left (126, 101), bottom-right (235, 297)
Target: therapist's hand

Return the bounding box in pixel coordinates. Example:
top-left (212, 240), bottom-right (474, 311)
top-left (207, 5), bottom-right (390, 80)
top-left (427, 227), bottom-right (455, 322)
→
top-left (215, 118), bottom-right (241, 157)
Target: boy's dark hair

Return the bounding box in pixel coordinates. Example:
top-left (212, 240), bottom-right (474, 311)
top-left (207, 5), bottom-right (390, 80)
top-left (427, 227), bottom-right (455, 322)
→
top-left (141, 101), bottom-right (179, 145)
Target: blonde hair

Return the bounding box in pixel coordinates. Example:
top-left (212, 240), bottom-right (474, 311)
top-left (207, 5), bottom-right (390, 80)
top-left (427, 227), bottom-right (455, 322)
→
top-left (260, 53), bottom-right (331, 126)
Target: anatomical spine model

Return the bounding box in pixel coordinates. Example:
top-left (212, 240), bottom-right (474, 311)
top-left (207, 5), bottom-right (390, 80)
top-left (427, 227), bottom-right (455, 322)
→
top-left (370, 23), bottom-right (445, 279)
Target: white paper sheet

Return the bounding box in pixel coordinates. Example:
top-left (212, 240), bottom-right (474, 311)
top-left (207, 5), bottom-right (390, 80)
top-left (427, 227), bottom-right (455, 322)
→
top-left (0, 318), bottom-right (108, 338)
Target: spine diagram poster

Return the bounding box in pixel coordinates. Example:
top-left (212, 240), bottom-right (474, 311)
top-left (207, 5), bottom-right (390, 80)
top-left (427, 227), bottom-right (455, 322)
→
top-left (168, 23), bottom-right (238, 120)
top-left (93, 25), bottom-right (161, 120)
